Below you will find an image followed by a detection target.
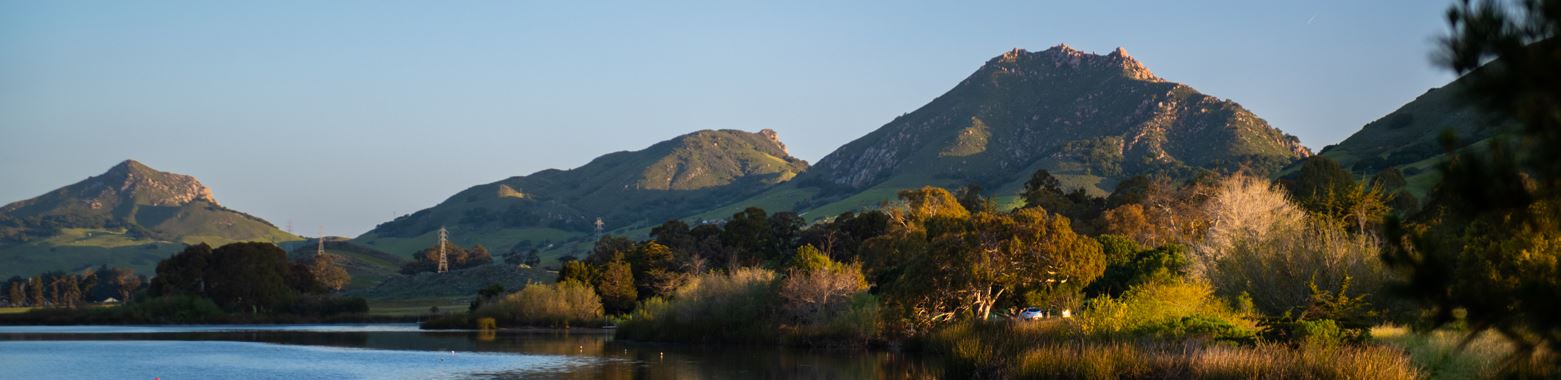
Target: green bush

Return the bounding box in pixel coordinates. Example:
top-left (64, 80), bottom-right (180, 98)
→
top-left (1141, 315), bottom-right (1255, 343)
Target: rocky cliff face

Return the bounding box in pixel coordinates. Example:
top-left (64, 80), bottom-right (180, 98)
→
top-left (803, 44), bottom-right (1310, 192)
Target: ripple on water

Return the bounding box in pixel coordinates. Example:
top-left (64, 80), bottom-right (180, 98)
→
top-left (0, 340), bottom-right (592, 380)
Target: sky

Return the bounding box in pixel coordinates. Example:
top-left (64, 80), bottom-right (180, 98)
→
top-left (0, 1), bottom-right (1456, 237)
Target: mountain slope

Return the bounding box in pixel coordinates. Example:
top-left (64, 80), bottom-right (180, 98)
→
top-left (716, 45), bottom-right (1311, 217)
top-left (0, 160), bottom-right (301, 276)
top-left (356, 129), bottom-right (809, 257)
top-left (1302, 73), bottom-right (1515, 197)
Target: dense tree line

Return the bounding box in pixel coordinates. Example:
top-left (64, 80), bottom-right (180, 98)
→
top-left (1, 266), bottom-right (144, 307)
top-left (150, 242), bottom-right (361, 315)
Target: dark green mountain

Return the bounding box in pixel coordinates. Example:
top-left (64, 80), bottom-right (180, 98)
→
top-left (0, 160), bottom-right (301, 277)
top-left (697, 45), bottom-right (1312, 218)
top-left (1303, 73), bottom-right (1515, 197)
top-left (355, 129), bottom-right (809, 257)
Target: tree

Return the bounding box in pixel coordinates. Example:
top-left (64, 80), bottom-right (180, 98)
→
top-left (27, 277), bottom-right (43, 307)
top-left (152, 243), bottom-right (214, 296)
top-left (307, 254), bottom-right (351, 292)
top-left (595, 255), bottom-right (637, 315)
top-left (1195, 174), bottom-right (1306, 276)
top-left (955, 184), bottom-right (996, 213)
top-left (112, 268), bottom-right (143, 302)
top-left (778, 247), bottom-right (869, 326)
top-left (1102, 204), bottom-right (1153, 244)
top-left (523, 250), bottom-right (541, 268)
top-left (650, 219), bottom-right (696, 254)
top-left (720, 207), bottom-right (777, 267)
top-left (6, 278), bottom-right (23, 306)
top-left (204, 242), bottom-right (298, 313)
top-left (1383, 1), bottom-right (1561, 373)
top-left (1020, 169), bottom-right (1105, 230)
top-left (789, 244), bottom-right (833, 272)
top-left (877, 188), bottom-right (1105, 331)
top-left (627, 241), bottom-right (681, 300)
top-left (557, 259), bottom-right (596, 285)
top-left (588, 235), bottom-right (635, 266)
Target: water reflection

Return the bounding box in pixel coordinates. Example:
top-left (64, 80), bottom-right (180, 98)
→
top-left (0, 325), bottom-right (943, 379)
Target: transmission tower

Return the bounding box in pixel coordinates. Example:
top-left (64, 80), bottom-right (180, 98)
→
top-left (594, 217), bottom-right (605, 239)
top-left (436, 226), bottom-right (449, 273)
top-left (316, 227), bottom-right (326, 259)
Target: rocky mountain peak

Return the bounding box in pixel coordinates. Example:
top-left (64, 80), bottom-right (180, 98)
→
top-left (987, 44), bottom-right (1160, 82)
top-left (94, 159), bottom-right (218, 207)
top-left (758, 128), bottom-right (787, 154)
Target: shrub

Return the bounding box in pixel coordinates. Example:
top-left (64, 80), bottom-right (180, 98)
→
top-left (1209, 222), bottom-right (1388, 317)
top-left (287, 295), bottom-right (369, 317)
top-left (475, 280), bottom-right (604, 328)
top-left (616, 267), bottom-right (778, 343)
top-left (1078, 277), bottom-right (1253, 340)
top-left (119, 295), bottom-right (224, 323)
top-left (420, 313), bottom-right (470, 330)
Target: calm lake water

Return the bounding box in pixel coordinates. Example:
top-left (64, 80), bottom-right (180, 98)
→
top-left (0, 324), bottom-right (943, 379)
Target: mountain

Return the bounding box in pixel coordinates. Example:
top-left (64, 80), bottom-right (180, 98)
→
top-left (701, 45), bottom-right (1311, 218)
top-left (0, 160), bottom-right (300, 277)
top-left (355, 129), bottom-right (809, 257)
top-left (1302, 73), bottom-right (1515, 198)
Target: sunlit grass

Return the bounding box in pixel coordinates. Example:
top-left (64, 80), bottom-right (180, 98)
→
top-left (932, 320), bottom-right (1421, 379)
top-left (1374, 325), bottom-right (1512, 379)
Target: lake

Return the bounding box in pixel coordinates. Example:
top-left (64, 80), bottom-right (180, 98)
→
top-left (0, 324), bottom-right (943, 379)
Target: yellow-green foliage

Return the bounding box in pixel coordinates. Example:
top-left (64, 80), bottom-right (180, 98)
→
top-left (476, 317), bottom-right (497, 330)
top-left (475, 280), bottom-right (603, 328)
top-left (1078, 277), bottom-right (1252, 339)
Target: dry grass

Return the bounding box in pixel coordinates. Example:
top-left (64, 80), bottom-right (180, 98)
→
top-left (931, 321), bottom-right (1420, 379)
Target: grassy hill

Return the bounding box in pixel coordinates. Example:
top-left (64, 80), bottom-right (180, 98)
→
top-left (285, 237), bottom-right (409, 290)
top-left (355, 129), bottom-right (809, 259)
top-left (1285, 71), bottom-right (1517, 199)
top-left (0, 160), bottom-right (301, 277)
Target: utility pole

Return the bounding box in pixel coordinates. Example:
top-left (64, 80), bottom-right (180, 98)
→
top-left (437, 226), bottom-right (449, 273)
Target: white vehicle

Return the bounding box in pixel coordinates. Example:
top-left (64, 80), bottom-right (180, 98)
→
top-left (1018, 307), bottom-right (1045, 321)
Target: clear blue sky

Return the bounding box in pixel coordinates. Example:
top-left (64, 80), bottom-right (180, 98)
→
top-left (0, 1), bottom-right (1456, 237)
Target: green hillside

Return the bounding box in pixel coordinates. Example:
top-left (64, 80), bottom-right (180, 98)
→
top-left (0, 160), bottom-right (301, 277)
top-left (1293, 72), bottom-right (1517, 199)
top-left (286, 237), bottom-right (409, 290)
top-left (356, 129), bottom-right (809, 258)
